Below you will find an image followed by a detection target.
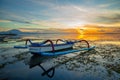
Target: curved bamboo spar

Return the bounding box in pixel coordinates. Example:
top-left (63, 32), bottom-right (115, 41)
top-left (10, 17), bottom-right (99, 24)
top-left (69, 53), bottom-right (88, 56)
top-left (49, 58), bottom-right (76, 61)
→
top-left (25, 39), bottom-right (32, 45)
top-left (25, 39), bottom-right (55, 52)
top-left (56, 39), bottom-right (65, 44)
top-left (25, 39), bottom-right (90, 52)
top-left (43, 40), bottom-right (55, 52)
top-left (80, 40), bottom-right (90, 48)
top-left (56, 39), bottom-right (90, 48)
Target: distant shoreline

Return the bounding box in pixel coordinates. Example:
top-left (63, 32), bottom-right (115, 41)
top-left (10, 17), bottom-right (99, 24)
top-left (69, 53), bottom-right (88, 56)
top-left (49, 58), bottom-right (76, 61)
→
top-left (0, 34), bottom-right (17, 35)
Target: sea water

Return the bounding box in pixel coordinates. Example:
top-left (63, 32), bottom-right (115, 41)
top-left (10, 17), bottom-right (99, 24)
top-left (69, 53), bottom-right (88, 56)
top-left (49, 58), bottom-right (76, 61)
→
top-left (0, 33), bottom-right (120, 80)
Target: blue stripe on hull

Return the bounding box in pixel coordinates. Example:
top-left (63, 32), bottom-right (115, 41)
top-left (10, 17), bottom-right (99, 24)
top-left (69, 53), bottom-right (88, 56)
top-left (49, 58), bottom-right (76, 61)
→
top-left (14, 46), bottom-right (28, 49)
top-left (32, 46), bottom-right (95, 56)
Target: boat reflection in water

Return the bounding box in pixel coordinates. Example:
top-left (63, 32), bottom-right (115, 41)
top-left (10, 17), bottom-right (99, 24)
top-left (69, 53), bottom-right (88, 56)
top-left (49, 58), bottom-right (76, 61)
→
top-left (28, 55), bottom-right (55, 78)
top-left (26, 48), bottom-right (95, 79)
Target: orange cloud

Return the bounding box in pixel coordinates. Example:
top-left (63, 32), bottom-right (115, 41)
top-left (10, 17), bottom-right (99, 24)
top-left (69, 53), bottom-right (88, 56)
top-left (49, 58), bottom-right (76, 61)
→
top-left (76, 24), bottom-right (120, 34)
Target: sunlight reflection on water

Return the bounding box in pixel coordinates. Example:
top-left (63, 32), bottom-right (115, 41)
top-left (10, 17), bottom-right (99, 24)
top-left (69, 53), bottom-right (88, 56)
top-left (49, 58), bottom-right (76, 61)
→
top-left (19, 33), bottom-right (120, 41)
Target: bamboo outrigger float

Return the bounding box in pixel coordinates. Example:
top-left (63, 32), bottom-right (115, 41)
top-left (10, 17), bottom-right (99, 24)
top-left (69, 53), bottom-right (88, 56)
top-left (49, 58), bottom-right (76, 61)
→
top-left (14, 39), bottom-right (95, 56)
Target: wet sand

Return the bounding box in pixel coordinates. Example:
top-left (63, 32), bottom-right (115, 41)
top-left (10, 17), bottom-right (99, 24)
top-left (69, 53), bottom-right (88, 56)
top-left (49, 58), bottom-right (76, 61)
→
top-left (0, 39), bottom-right (120, 80)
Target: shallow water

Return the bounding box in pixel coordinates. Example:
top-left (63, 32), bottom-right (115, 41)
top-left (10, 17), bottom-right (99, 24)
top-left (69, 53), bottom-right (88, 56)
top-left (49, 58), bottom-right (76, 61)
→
top-left (0, 34), bottom-right (120, 80)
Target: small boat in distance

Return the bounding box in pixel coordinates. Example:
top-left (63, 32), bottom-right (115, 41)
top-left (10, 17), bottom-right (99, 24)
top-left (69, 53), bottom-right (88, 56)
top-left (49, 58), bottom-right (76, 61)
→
top-left (14, 39), bottom-right (95, 56)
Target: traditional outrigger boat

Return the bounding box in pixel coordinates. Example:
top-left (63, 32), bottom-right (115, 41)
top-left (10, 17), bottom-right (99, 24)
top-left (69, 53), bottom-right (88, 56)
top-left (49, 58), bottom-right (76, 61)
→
top-left (14, 39), bottom-right (95, 56)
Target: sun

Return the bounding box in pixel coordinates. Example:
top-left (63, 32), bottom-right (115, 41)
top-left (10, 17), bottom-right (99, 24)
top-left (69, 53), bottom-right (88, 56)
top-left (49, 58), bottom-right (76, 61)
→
top-left (76, 27), bottom-right (85, 34)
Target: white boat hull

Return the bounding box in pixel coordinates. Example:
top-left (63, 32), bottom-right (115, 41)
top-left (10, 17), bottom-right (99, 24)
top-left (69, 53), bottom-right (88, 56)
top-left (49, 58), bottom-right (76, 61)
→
top-left (29, 44), bottom-right (73, 53)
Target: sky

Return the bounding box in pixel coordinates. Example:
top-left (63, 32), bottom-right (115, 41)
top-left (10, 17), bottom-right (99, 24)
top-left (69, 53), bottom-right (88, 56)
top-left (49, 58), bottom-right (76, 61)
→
top-left (0, 0), bottom-right (120, 31)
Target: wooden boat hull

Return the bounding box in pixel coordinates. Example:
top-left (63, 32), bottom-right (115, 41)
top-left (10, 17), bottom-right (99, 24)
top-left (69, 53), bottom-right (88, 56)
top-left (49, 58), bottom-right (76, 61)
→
top-left (29, 44), bottom-right (74, 53)
top-left (14, 39), bottom-right (95, 56)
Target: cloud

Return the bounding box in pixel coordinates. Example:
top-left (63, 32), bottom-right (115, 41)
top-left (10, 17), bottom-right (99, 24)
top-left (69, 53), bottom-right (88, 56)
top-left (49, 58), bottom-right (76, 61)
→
top-left (28, 0), bottom-right (58, 8)
top-left (0, 10), bottom-right (30, 23)
top-left (32, 20), bottom-right (68, 28)
top-left (45, 5), bottom-right (97, 22)
top-left (36, 3), bottom-right (120, 27)
top-left (96, 13), bottom-right (120, 24)
top-left (0, 0), bottom-right (120, 29)
top-left (99, 4), bottom-right (112, 8)
top-left (0, 20), bottom-right (11, 22)
top-left (98, 1), bottom-right (120, 8)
